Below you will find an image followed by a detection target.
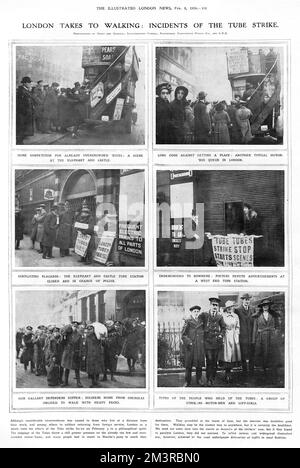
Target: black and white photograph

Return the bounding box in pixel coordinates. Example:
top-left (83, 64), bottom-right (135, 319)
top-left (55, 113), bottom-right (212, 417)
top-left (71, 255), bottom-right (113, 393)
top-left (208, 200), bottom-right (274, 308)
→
top-left (156, 46), bottom-right (284, 145)
top-left (15, 45), bottom-right (145, 145)
top-left (156, 170), bottom-right (285, 268)
top-left (15, 289), bottom-right (146, 389)
top-left (157, 291), bottom-right (285, 388)
top-left (15, 169), bottom-right (145, 267)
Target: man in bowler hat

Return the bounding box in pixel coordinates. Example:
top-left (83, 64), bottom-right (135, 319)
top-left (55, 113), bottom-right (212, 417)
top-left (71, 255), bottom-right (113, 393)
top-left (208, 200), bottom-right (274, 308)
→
top-left (16, 76), bottom-right (34, 144)
top-left (235, 293), bottom-right (256, 376)
top-left (194, 91), bottom-right (211, 144)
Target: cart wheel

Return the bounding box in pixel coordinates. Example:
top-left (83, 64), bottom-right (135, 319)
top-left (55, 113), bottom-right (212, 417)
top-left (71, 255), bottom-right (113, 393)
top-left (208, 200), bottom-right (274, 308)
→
top-left (125, 109), bottom-right (132, 134)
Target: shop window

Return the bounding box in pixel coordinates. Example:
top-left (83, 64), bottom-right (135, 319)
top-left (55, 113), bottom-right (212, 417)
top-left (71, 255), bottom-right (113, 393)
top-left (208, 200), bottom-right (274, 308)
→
top-left (170, 182), bottom-right (193, 219)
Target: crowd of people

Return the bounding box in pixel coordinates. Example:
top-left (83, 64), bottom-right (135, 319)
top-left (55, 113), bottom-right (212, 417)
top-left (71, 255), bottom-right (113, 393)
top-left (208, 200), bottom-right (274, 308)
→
top-left (16, 318), bottom-right (146, 388)
top-left (156, 83), bottom-right (272, 145)
top-left (16, 77), bottom-right (90, 144)
top-left (15, 201), bottom-right (101, 265)
top-left (180, 295), bottom-right (283, 387)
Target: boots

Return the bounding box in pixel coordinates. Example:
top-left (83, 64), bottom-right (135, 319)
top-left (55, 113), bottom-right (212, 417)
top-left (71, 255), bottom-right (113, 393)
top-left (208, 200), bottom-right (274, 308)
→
top-left (184, 369), bottom-right (192, 387)
top-left (61, 369), bottom-right (69, 387)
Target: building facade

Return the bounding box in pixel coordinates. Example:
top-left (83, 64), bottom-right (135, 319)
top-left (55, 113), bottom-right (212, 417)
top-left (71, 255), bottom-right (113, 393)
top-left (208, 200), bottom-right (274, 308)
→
top-left (156, 47), bottom-right (197, 100)
top-left (52, 290), bottom-right (146, 325)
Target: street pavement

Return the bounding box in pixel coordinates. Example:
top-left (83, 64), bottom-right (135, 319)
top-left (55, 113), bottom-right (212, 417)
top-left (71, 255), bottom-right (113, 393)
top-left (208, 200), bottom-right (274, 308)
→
top-left (19, 123), bottom-right (144, 146)
top-left (16, 235), bottom-right (100, 268)
top-left (16, 359), bottom-right (146, 389)
top-left (158, 368), bottom-right (285, 388)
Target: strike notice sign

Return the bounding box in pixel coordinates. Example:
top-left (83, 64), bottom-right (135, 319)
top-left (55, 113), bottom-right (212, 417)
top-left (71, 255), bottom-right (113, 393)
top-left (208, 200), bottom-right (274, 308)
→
top-left (211, 235), bottom-right (256, 267)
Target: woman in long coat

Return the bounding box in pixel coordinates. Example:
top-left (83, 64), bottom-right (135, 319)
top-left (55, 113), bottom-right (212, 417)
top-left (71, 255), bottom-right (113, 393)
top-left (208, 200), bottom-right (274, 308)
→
top-left (182, 306), bottom-right (205, 387)
top-left (212, 103), bottom-right (231, 144)
top-left (85, 325), bottom-right (105, 387)
top-left (221, 301), bottom-right (241, 384)
top-left (253, 299), bottom-right (281, 382)
top-left (236, 103), bottom-right (253, 144)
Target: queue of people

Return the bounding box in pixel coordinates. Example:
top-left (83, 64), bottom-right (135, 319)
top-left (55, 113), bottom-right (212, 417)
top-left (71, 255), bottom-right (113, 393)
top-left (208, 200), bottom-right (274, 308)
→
top-left (16, 201), bottom-right (97, 264)
top-left (16, 318), bottom-right (146, 388)
top-left (16, 77), bottom-right (90, 144)
top-left (181, 295), bottom-right (283, 387)
top-left (156, 83), bottom-right (255, 145)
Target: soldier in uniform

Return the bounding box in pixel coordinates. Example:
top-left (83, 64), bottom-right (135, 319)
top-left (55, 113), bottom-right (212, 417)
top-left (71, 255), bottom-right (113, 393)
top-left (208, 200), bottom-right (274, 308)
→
top-left (61, 321), bottom-right (84, 388)
top-left (103, 321), bottom-right (123, 383)
top-left (182, 305), bottom-right (206, 387)
top-left (202, 297), bottom-right (226, 387)
top-left (235, 293), bottom-right (256, 376)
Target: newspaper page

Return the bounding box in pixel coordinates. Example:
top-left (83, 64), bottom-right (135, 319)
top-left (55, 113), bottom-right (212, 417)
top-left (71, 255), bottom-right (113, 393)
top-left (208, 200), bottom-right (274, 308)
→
top-left (1, 0), bottom-right (300, 451)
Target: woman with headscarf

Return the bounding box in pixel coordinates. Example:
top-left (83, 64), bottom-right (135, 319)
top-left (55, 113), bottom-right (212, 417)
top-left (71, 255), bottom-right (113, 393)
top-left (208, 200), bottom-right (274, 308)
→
top-left (221, 301), bottom-right (241, 384)
top-left (211, 102), bottom-right (231, 144)
top-left (252, 298), bottom-right (282, 383)
top-left (85, 324), bottom-right (105, 388)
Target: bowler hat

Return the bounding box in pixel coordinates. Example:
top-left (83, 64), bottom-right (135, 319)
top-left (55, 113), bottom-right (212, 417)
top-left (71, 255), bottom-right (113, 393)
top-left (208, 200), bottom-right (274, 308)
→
top-left (71, 321), bottom-right (81, 326)
top-left (21, 76), bottom-right (32, 84)
top-left (26, 326), bottom-right (33, 331)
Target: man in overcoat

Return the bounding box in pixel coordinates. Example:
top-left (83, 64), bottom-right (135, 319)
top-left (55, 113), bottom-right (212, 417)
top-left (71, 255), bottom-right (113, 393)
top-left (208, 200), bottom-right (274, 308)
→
top-left (56, 201), bottom-right (74, 257)
top-left (194, 91), bottom-right (211, 144)
top-left (202, 297), bottom-right (226, 386)
top-left (16, 76), bottom-right (34, 144)
top-left (32, 80), bottom-right (46, 132)
top-left (43, 82), bottom-right (60, 133)
top-left (182, 305), bottom-right (206, 387)
top-left (42, 204), bottom-right (59, 259)
top-left (61, 321), bottom-right (84, 388)
top-left (235, 293), bottom-right (256, 375)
